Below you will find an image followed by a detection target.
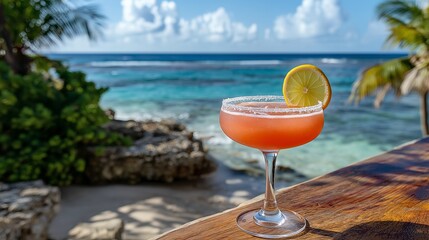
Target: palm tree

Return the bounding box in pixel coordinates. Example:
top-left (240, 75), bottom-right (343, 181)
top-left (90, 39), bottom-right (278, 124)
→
top-left (0, 0), bottom-right (105, 75)
top-left (349, 0), bottom-right (429, 136)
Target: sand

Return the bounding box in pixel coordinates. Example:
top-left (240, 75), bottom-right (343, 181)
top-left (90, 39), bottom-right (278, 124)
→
top-left (48, 162), bottom-right (304, 240)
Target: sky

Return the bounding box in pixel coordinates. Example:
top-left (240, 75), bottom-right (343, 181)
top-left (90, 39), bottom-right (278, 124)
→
top-left (49, 0), bottom-right (405, 53)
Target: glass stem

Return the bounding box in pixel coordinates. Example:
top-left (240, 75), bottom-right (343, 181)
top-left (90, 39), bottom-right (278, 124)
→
top-left (262, 151), bottom-right (280, 214)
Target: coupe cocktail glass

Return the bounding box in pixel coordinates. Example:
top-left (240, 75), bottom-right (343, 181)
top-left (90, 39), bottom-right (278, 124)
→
top-left (219, 96), bottom-right (324, 238)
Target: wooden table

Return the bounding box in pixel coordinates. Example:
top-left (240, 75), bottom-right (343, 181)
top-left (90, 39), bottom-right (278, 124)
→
top-left (156, 137), bottom-right (429, 239)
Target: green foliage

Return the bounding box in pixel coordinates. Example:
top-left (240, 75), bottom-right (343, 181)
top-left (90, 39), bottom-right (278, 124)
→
top-left (349, 57), bottom-right (413, 104)
top-left (1, 0), bottom-right (105, 48)
top-left (0, 61), bottom-right (130, 185)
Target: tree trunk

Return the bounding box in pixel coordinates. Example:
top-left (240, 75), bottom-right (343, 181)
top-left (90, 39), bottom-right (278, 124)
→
top-left (0, 3), bottom-right (29, 75)
top-left (421, 91), bottom-right (429, 136)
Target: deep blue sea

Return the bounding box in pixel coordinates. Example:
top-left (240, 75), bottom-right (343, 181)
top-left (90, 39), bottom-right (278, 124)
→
top-left (48, 53), bottom-right (421, 178)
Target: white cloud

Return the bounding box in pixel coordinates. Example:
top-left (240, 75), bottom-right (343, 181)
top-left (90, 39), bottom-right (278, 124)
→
top-left (184, 8), bottom-right (257, 42)
top-left (273, 0), bottom-right (343, 40)
top-left (115, 0), bottom-right (178, 39)
top-left (115, 0), bottom-right (257, 43)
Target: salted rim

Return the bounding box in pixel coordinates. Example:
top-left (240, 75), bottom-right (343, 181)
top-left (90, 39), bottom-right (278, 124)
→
top-left (221, 95), bottom-right (322, 114)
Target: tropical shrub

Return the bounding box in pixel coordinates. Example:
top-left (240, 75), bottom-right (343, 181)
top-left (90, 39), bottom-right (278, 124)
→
top-left (0, 61), bottom-right (129, 185)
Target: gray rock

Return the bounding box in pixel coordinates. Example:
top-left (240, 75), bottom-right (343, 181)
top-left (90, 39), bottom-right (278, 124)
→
top-left (0, 219), bottom-right (21, 240)
top-left (105, 108), bottom-right (116, 120)
top-left (21, 188), bottom-right (51, 198)
top-left (0, 181), bottom-right (60, 240)
top-left (9, 197), bottom-right (37, 212)
top-left (0, 183), bottom-right (10, 191)
top-left (68, 218), bottom-right (124, 240)
top-left (86, 120), bottom-right (216, 184)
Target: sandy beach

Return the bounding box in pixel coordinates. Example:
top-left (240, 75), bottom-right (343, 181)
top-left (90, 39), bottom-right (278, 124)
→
top-left (49, 160), bottom-right (305, 240)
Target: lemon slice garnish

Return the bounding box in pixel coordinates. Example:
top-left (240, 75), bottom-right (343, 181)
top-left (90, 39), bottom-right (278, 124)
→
top-left (283, 64), bottom-right (332, 109)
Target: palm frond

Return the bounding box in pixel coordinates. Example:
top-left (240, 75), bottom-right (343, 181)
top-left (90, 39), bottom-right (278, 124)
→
top-left (349, 65), bottom-right (385, 105)
top-left (385, 25), bottom-right (426, 50)
top-left (402, 57), bottom-right (429, 94)
top-left (383, 15), bottom-right (407, 26)
top-left (377, 0), bottom-right (429, 51)
top-left (349, 57), bottom-right (414, 105)
top-left (377, 0), bottom-right (422, 23)
top-left (374, 84), bottom-right (392, 108)
top-left (31, 1), bottom-right (105, 48)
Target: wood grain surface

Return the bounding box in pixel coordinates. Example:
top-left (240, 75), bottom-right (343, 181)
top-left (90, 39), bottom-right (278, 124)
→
top-left (156, 137), bottom-right (429, 240)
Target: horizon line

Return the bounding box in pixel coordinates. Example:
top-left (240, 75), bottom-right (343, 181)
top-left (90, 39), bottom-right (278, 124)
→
top-left (44, 51), bottom-right (408, 55)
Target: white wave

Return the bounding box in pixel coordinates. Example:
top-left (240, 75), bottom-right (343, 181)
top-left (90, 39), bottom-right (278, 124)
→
top-left (88, 61), bottom-right (183, 67)
top-left (113, 109), bottom-right (190, 122)
top-left (321, 58), bottom-right (346, 64)
top-left (228, 60), bottom-right (283, 65)
top-left (88, 60), bottom-right (283, 67)
top-left (207, 135), bottom-right (233, 145)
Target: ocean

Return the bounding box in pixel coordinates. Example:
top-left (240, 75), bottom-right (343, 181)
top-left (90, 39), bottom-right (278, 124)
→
top-left (48, 53), bottom-right (421, 179)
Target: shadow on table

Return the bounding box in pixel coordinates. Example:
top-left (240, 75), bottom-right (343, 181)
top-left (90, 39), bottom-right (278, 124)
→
top-left (304, 137), bottom-right (429, 202)
top-left (311, 221), bottom-right (429, 240)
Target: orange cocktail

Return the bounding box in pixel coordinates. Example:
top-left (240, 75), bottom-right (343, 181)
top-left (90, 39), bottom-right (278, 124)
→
top-left (220, 101), bottom-right (324, 150)
top-left (219, 95), bottom-right (324, 239)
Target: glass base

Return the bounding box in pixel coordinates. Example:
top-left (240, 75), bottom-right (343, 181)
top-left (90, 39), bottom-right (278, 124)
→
top-left (236, 209), bottom-right (307, 239)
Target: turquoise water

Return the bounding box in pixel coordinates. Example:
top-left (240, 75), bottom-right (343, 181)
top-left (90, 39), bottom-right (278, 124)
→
top-left (49, 53), bottom-right (421, 178)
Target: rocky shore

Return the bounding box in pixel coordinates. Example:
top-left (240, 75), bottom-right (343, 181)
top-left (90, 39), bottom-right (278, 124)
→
top-left (0, 181), bottom-right (60, 240)
top-left (86, 119), bottom-right (217, 184)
